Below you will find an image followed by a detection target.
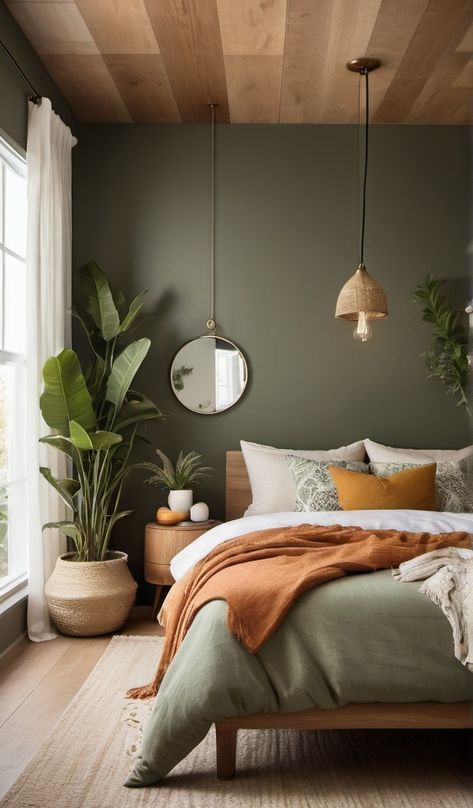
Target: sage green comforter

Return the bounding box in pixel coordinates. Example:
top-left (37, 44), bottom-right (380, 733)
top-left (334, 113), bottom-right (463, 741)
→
top-left (126, 569), bottom-right (473, 787)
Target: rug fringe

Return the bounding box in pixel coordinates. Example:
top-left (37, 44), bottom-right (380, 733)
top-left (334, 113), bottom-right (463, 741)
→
top-left (122, 698), bottom-right (155, 758)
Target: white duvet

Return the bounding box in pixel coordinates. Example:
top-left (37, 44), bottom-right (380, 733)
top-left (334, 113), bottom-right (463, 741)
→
top-left (171, 509), bottom-right (473, 581)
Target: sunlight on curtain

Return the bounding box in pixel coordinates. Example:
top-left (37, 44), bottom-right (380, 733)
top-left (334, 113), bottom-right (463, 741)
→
top-left (26, 98), bottom-right (76, 641)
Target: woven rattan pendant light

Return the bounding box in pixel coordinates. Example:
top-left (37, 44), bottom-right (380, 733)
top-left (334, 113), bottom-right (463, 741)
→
top-left (335, 57), bottom-right (388, 342)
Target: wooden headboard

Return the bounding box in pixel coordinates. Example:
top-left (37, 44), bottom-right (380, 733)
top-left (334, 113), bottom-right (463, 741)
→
top-left (225, 451), bottom-right (251, 521)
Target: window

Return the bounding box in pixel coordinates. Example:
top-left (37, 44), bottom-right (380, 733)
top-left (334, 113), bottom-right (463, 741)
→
top-left (0, 136), bottom-right (28, 598)
top-left (215, 347), bottom-right (244, 410)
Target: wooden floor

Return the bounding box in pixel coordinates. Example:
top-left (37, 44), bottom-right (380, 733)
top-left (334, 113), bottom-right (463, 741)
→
top-left (0, 606), bottom-right (162, 799)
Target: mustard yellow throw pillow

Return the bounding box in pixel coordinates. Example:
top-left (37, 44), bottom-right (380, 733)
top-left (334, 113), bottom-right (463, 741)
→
top-left (328, 463), bottom-right (437, 511)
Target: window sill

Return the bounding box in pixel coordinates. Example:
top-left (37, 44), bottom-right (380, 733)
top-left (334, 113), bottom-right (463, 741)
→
top-left (0, 575), bottom-right (28, 616)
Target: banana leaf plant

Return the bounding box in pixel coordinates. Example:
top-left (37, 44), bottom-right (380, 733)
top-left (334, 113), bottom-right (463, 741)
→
top-left (39, 262), bottom-right (165, 561)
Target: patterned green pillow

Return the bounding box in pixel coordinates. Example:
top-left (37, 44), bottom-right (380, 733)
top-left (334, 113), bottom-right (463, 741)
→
top-left (285, 456), bottom-right (369, 512)
top-left (369, 458), bottom-right (473, 512)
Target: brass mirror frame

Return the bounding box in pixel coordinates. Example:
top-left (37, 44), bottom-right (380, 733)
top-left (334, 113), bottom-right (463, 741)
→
top-left (170, 334), bottom-right (248, 415)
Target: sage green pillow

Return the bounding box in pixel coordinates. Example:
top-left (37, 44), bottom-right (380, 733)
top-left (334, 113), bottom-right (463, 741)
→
top-left (370, 458), bottom-right (473, 512)
top-left (285, 456), bottom-right (369, 512)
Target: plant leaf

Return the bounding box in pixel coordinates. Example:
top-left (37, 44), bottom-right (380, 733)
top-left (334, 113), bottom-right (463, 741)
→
top-left (58, 478), bottom-right (80, 497)
top-left (125, 313), bottom-right (151, 338)
top-left (412, 274), bottom-right (471, 412)
top-left (119, 290), bottom-right (148, 334)
top-left (69, 420), bottom-right (94, 450)
top-left (43, 520), bottom-right (80, 541)
top-left (70, 308), bottom-right (101, 360)
top-left (40, 349), bottom-right (96, 434)
top-left (105, 338), bottom-right (151, 418)
top-left (117, 410), bottom-right (164, 431)
top-left (39, 467), bottom-right (77, 509)
top-left (156, 449), bottom-right (175, 480)
top-left (115, 391), bottom-right (164, 431)
top-left (146, 450), bottom-right (213, 489)
top-left (108, 509), bottom-right (134, 528)
top-left (84, 355), bottom-right (106, 399)
top-left (39, 435), bottom-right (76, 459)
top-left (112, 286), bottom-right (125, 310)
top-left (80, 261), bottom-right (120, 342)
top-left (90, 430), bottom-right (123, 450)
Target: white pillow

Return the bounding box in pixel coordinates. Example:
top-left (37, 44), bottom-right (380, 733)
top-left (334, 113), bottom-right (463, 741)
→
top-left (364, 438), bottom-right (473, 463)
top-left (240, 439), bottom-right (366, 516)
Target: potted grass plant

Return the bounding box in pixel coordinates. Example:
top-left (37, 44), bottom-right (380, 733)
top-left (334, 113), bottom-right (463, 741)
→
top-left (41, 261), bottom-right (165, 636)
top-left (146, 449), bottom-right (212, 512)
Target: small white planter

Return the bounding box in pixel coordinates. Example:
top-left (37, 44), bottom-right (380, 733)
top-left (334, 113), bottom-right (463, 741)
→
top-left (168, 489), bottom-right (193, 512)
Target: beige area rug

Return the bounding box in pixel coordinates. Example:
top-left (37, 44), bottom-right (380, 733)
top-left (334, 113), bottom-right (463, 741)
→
top-left (1, 635), bottom-right (472, 808)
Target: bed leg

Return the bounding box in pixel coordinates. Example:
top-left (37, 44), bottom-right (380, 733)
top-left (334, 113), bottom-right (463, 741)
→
top-left (216, 727), bottom-right (237, 779)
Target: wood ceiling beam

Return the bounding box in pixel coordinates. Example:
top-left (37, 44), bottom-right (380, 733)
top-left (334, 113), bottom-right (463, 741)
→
top-left (225, 55), bottom-right (284, 123)
top-left (217, 0), bottom-right (287, 123)
top-left (6, 1), bottom-right (98, 55)
top-left (41, 53), bottom-right (132, 122)
top-left (373, 0), bottom-right (473, 123)
top-left (143, 0), bottom-right (230, 122)
top-left (103, 54), bottom-right (182, 123)
top-left (406, 49), bottom-right (472, 123)
top-left (279, 0), bottom-right (335, 123)
top-left (74, 0), bottom-right (160, 55)
top-left (316, 0), bottom-right (383, 124)
top-left (217, 0), bottom-right (287, 56)
top-left (364, 0), bottom-right (430, 120)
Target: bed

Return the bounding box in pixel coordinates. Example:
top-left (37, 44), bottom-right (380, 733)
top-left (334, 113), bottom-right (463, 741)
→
top-left (125, 450), bottom-right (473, 788)
top-left (215, 452), bottom-right (473, 778)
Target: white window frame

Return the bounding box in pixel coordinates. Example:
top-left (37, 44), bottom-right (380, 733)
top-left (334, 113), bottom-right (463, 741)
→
top-left (0, 135), bottom-right (28, 602)
top-left (215, 348), bottom-right (244, 410)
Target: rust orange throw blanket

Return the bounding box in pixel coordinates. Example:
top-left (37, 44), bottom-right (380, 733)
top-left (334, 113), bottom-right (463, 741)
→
top-left (127, 523), bottom-right (471, 700)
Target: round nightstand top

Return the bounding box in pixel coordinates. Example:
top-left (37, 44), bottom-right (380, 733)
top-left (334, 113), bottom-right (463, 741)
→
top-left (146, 520), bottom-right (221, 531)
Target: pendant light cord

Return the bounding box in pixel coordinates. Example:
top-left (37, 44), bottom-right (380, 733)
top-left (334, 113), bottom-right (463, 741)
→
top-left (357, 75), bottom-right (361, 261)
top-left (360, 68), bottom-right (369, 266)
top-left (208, 103), bottom-right (216, 330)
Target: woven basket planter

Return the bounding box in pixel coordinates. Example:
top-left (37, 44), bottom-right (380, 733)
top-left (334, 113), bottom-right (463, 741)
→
top-left (45, 551), bottom-right (138, 637)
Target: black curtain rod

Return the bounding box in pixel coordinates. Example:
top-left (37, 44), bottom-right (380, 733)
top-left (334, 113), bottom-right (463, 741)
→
top-left (0, 38), bottom-right (41, 103)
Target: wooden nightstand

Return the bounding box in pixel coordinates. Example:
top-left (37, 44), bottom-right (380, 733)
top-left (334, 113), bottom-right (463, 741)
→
top-left (144, 521), bottom-right (221, 619)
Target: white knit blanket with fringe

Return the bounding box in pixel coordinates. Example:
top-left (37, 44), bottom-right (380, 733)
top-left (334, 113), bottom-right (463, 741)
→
top-left (393, 546), bottom-right (473, 671)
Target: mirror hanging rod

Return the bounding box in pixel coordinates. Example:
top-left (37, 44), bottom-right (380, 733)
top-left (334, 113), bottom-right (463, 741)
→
top-left (207, 103), bottom-right (218, 332)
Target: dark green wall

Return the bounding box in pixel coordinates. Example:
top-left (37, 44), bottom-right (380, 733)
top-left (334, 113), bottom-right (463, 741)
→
top-left (0, 596), bottom-right (26, 655)
top-left (73, 123), bottom-right (472, 601)
top-left (0, 1), bottom-right (75, 652)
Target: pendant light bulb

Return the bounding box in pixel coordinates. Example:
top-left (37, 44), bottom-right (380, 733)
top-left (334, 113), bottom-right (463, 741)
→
top-left (353, 311), bottom-right (372, 342)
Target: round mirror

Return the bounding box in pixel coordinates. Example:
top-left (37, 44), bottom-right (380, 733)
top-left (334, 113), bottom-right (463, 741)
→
top-left (170, 335), bottom-right (248, 414)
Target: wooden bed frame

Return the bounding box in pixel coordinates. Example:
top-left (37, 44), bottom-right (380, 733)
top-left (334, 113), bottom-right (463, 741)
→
top-left (214, 451), bottom-right (473, 779)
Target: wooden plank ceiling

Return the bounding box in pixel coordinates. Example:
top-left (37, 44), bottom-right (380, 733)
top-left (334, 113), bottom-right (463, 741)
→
top-left (6, 0), bottom-right (473, 123)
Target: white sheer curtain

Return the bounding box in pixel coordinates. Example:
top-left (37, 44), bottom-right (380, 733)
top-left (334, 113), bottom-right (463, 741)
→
top-left (26, 98), bottom-right (77, 641)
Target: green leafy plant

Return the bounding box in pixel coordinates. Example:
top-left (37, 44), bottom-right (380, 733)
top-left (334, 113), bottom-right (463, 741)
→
top-left (40, 261), bottom-right (165, 561)
top-left (172, 365), bottom-right (193, 391)
top-left (145, 449), bottom-right (212, 490)
top-left (412, 273), bottom-right (471, 414)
